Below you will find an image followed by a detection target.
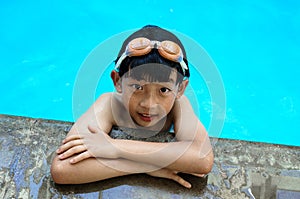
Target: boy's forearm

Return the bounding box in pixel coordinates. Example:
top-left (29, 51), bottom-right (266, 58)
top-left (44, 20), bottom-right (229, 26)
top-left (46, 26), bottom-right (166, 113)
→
top-left (113, 138), bottom-right (213, 174)
top-left (51, 155), bottom-right (160, 184)
top-left (108, 118), bottom-right (213, 174)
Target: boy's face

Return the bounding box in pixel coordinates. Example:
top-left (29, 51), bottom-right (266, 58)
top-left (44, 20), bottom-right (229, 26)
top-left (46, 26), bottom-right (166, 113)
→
top-left (116, 69), bottom-right (186, 127)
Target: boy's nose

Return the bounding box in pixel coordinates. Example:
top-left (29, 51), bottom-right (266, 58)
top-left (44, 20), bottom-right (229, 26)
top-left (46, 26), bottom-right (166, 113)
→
top-left (139, 92), bottom-right (158, 109)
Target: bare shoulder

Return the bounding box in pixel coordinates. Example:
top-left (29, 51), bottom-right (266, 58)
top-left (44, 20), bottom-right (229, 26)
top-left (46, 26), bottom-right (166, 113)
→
top-left (94, 92), bottom-right (113, 107)
top-left (87, 92), bottom-right (114, 119)
top-left (69, 93), bottom-right (115, 135)
top-left (172, 95), bottom-right (202, 141)
top-left (173, 95), bottom-right (194, 116)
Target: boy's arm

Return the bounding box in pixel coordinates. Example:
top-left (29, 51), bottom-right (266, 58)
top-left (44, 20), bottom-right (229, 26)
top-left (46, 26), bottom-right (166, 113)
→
top-left (110, 123), bottom-right (213, 174)
top-left (51, 156), bottom-right (130, 184)
top-left (51, 93), bottom-right (194, 188)
top-left (51, 153), bottom-right (193, 188)
top-left (53, 93), bottom-right (213, 186)
top-left (58, 96), bottom-right (213, 175)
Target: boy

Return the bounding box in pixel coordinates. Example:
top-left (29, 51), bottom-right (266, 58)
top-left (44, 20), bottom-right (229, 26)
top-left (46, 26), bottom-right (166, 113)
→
top-left (51, 25), bottom-right (214, 189)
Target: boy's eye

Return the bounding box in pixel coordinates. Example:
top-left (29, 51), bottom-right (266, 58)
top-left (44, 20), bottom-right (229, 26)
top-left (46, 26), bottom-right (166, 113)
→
top-left (131, 84), bottom-right (143, 90)
top-left (160, 87), bottom-right (171, 93)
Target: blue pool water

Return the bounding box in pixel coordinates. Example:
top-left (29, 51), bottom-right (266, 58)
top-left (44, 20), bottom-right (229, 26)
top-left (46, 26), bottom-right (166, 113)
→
top-left (0, 1), bottom-right (299, 146)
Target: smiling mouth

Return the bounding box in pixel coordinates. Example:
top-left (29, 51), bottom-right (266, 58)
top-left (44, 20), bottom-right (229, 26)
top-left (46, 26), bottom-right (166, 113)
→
top-left (138, 113), bottom-right (158, 122)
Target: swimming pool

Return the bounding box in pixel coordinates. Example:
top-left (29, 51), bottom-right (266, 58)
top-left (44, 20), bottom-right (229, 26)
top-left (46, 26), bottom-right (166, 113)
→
top-left (0, 1), bottom-right (299, 146)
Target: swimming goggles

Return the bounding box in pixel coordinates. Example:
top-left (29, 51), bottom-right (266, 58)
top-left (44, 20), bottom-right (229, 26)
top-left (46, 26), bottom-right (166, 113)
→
top-left (115, 37), bottom-right (188, 76)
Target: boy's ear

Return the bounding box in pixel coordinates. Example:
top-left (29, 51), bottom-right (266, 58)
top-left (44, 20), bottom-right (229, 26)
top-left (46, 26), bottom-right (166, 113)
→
top-left (176, 79), bottom-right (189, 99)
top-left (110, 70), bottom-right (122, 93)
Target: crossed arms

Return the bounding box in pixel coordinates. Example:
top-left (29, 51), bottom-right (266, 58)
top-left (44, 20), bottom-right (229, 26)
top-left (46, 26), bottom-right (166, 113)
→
top-left (50, 94), bottom-right (214, 188)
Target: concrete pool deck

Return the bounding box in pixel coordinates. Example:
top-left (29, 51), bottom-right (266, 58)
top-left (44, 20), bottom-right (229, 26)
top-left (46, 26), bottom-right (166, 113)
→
top-left (0, 114), bottom-right (299, 198)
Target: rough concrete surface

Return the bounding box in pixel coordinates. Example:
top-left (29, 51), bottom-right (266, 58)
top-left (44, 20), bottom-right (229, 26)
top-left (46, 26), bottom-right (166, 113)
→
top-left (0, 115), bottom-right (299, 198)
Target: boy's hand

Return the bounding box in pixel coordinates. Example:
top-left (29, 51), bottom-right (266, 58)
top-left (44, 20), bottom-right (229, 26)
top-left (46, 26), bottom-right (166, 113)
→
top-left (147, 169), bottom-right (206, 189)
top-left (56, 126), bottom-right (119, 163)
top-left (147, 168), bottom-right (193, 189)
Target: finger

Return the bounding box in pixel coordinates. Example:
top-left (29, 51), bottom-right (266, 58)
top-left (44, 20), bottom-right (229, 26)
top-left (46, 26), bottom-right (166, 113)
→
top-left (70, 151), bottom-right (92, 164)
top-left (170, 173), bottom-right (192, 189)
top-left (62, 134), bottom-right (83, 144)
top-left (58, 144), bottom-right (87, 160)
top-left (57, 139), bottom-right (84, 154)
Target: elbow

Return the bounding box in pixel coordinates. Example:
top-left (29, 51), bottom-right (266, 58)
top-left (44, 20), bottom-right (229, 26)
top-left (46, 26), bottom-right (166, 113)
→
top-left (50, 166), bottom-right (65, 184)
top-left (201, 158), bottom-right (214, 174)
top-left (50, 156), bottom-right (71, 184)
top-left (195, 150), bottom-right (214, 174)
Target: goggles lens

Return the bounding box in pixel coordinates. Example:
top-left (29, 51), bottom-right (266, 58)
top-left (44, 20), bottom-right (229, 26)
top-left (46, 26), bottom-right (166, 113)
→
top-left (161, 41), bottom-right (180, 55)
top-left (130, 38), bottom-right (150, 50)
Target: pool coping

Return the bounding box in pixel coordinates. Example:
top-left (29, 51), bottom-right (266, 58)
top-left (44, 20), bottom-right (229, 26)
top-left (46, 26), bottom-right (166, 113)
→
top-left (1, 114), bottom-right (299, 198)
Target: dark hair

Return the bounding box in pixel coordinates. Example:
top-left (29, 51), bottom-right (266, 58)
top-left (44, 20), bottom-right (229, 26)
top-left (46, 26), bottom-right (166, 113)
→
top-left (115, 25), bottom-right (190, 83)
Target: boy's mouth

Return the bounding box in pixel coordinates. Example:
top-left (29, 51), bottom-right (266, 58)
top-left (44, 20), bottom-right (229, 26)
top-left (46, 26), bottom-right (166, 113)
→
top-left (138, 113), bottom-right (158, 122)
